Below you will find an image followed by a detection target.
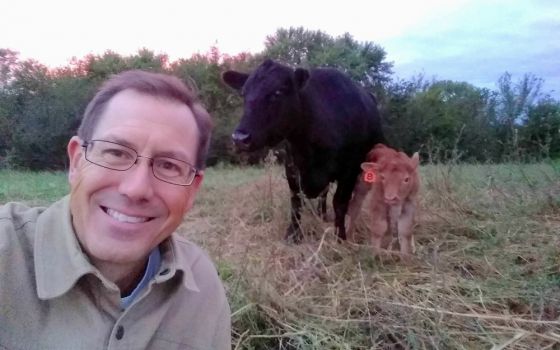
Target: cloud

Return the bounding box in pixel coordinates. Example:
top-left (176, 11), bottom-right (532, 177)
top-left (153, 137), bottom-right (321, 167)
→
top-left (383, 1), bottom-right (560, 97)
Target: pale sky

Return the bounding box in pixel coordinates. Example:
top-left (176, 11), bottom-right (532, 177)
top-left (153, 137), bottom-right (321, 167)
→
top-left (2, 0), bottom-right (559, 98)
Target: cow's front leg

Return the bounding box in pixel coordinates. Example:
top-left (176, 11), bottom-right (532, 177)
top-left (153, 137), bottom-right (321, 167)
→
top-left (284, 154), bottom-right (303, 243)
top-left (345, 178), bottom-right (370, 242)
top-left (317, 187), bottom-right (329, 222)
top-left (286, 192), bottom-right (303, 243)
top-left (333, 180), bottom-right (355, 241)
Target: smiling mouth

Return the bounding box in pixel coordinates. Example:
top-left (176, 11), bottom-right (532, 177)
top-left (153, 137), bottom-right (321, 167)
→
top-left (101, 206), bottom-right (154, 223)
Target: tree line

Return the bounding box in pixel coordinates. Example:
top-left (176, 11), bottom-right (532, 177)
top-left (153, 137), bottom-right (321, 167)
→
top-left (1, 27), bottom-right (559, 170)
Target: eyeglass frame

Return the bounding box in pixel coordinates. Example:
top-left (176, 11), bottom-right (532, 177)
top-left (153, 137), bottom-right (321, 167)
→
top-left (81, 139), bottom-right (200, 186)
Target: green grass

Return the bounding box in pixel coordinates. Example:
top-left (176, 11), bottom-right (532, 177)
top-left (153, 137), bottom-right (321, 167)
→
top-left (2, 161), bottom-right (560, 349)
top-left (0, 170), bottom-right (69, 206)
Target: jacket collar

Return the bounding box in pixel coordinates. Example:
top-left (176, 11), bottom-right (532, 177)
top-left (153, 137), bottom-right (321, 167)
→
top-left (34, 196), bottom-right (199, 300)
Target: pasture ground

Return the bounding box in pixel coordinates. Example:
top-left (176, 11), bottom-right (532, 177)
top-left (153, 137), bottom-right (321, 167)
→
top-left (1, 159), bottom-right (559, 349)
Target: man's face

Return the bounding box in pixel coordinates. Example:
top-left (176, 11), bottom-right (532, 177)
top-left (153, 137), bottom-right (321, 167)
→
top-left (67, 89), bottom-right (203, 267)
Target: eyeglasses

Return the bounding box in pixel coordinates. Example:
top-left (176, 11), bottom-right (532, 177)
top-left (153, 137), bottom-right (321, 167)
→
top-left (81, 140), bottom-right (199, 186)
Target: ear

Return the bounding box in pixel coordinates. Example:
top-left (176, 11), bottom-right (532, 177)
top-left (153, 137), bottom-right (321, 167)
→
top-left (184, 170), bottom-right (204, 213)
top-left (360, 162), bottom-right (379, 172)
top-left (222, 71), bottom-right (249, 91)
top-left (67, 136), bottom-right (84, 184)
top-left (411, 152), bottom-right (420, 168)
top-left (262, 58), bottom-right (274, 68)
top-left (294, 68), bottom-right (310, 90)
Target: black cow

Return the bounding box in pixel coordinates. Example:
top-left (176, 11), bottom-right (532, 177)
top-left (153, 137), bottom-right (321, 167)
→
top-left (223, 59), bottom-right (385, 242)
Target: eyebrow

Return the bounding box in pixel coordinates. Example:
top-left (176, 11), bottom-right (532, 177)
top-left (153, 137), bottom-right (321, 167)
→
top-left (100, 135), bottom-right (193, 165)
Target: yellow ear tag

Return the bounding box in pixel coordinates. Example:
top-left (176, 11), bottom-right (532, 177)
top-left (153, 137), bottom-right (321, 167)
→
top-left (364, 170), bottom-right (377, 183)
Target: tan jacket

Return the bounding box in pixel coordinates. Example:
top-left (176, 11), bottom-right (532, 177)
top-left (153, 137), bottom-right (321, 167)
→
top-left (0, 196), bottom-right (231, 350)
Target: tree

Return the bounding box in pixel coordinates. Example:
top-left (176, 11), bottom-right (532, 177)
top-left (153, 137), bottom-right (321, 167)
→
top-left (8, 70), bottom-right (90, 169)
top-left (171, 47), bottom-right (256, 165)
top-left (520, 97), bottom-right (560, 159)
top-left (263, 27), bottom-right (392, 94)
top-left (0, 48), bottom-right (19, 89)
top-left (495, 72), bottom-right (543, 158)
top-left (383, 78), bottom-right (499, 162)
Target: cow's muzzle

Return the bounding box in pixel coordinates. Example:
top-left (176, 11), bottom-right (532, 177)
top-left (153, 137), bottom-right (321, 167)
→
top-left (232, 131), bottom-right (251, 151)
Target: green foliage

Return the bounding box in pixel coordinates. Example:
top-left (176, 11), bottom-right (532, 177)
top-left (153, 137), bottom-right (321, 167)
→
top-left (170, 47), bottom-right (257, 165)
top-left (520, 97), bottom-right (560, 159)
top-left (0, 28), bottom-right (559, 170)
top-left (382, 73), bottom-right (557, 162)
top-left (7, 66), bottom-right (91, 169)
top-left (263, 27), bottom-right (392, 93)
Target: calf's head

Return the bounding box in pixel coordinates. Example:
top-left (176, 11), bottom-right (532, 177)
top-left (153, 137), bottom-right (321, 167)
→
top-left (222, 59), bottom-right (309, 151)
top-left (361, 144), bottom-right (419, 205)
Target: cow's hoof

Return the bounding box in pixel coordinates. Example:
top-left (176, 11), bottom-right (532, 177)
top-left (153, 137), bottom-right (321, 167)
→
top-left (285, 226), bottom-right (303, 244)
top-left (334, 228), bottom-right (347, 243)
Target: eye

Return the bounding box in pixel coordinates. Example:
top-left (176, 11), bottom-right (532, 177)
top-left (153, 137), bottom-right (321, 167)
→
top-left (158, 159), bottom-right (181, 172)
top-left (106, 149), bottom-right (125, 158)
top-left (403, 176), bottom-right (410, 183)
top-left (268, 89), bottom-right (285, 102)
top-left (102, 148), bottom-right (133, 160)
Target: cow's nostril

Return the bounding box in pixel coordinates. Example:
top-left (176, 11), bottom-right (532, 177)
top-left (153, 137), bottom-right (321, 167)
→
top-left (232, 131), bottom-right (251, 144)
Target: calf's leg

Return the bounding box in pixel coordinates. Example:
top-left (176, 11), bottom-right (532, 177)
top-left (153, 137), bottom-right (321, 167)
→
top-left (370, 213), bottom-right (388, 255)
top-left (397, 200), bottom-right (416, 256)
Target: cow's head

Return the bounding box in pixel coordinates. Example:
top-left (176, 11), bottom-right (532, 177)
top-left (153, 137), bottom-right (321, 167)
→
top-left (222, 59), bottom-right (309, 151)
top-left (361, 144), bottom-right (420, 205)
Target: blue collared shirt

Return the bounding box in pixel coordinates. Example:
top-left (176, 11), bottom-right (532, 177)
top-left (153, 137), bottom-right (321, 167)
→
top-left (121, 247), bottom-right (161, 309)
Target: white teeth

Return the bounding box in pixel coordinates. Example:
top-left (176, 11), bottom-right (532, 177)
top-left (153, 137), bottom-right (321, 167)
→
top-left (106, 208), bottom-right (148, 223)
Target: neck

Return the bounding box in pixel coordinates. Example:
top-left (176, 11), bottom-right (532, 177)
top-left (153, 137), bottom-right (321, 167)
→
top-left (93, 258), bottom-right (147, 296)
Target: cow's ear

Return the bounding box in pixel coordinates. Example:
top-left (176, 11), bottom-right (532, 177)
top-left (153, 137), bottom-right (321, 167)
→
top-left (294, 68), bottom-right (310, 90)
top-left (222, 71), bottom-right (249, 91)
top-left (411, 152), bottom-right (420, 168)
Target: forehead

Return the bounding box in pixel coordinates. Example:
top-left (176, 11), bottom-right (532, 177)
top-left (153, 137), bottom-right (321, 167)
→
top-left (244, 64), bottom-right (292, 94)
top-left (379, 154), bottom-right (413, 174)
top-left (92, 89), bottom-right (199, 161)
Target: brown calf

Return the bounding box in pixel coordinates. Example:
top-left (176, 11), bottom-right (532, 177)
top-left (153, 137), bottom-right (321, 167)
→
top-left (346, 144), bottom-right (420, 257)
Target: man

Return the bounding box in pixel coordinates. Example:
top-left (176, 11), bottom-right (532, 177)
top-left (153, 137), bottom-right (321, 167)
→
top-left (0, 70), bottom-right (231, 349)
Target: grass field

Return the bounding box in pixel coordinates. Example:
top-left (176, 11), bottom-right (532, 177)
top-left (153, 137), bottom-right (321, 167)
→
top-left (1, 160), bottom-right (559, 349)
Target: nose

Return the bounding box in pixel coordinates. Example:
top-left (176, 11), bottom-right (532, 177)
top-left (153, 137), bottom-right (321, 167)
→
top-left (384, 194), bottom-right (399, 204)
top-left (117, 160), bottom-right (155, 202)
top-left (232, 130), bottom-right (251, 150)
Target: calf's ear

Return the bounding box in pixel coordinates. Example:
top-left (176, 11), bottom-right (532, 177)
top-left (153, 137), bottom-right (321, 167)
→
top-left (411, 152), bottom-right (420, 168)
top-left (222, 71), bottom-right (249, 91)
top-left (294, 68), bottom-right (310, 90)
top-left (361, 162), bottom-right (379, 171)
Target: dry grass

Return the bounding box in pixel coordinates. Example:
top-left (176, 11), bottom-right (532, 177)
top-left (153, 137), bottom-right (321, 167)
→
top-left (3, 160), bottom-right (557, 349)
top-left (182, 159), bottom-right (560, 349)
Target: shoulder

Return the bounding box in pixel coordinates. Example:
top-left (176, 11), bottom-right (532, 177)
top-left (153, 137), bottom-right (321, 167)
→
top-left (0, 201), bottom-right (45, 251)
top-left (171, 235), bottom-right (225, 290)
top-left (0, 201), bottom-right (44, 229)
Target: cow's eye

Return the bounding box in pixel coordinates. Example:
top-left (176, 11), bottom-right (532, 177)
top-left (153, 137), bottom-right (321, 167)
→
top-left (403, 176), bottom-right (410, 183)
top-left (268, 89), bottom-right (284, 102)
